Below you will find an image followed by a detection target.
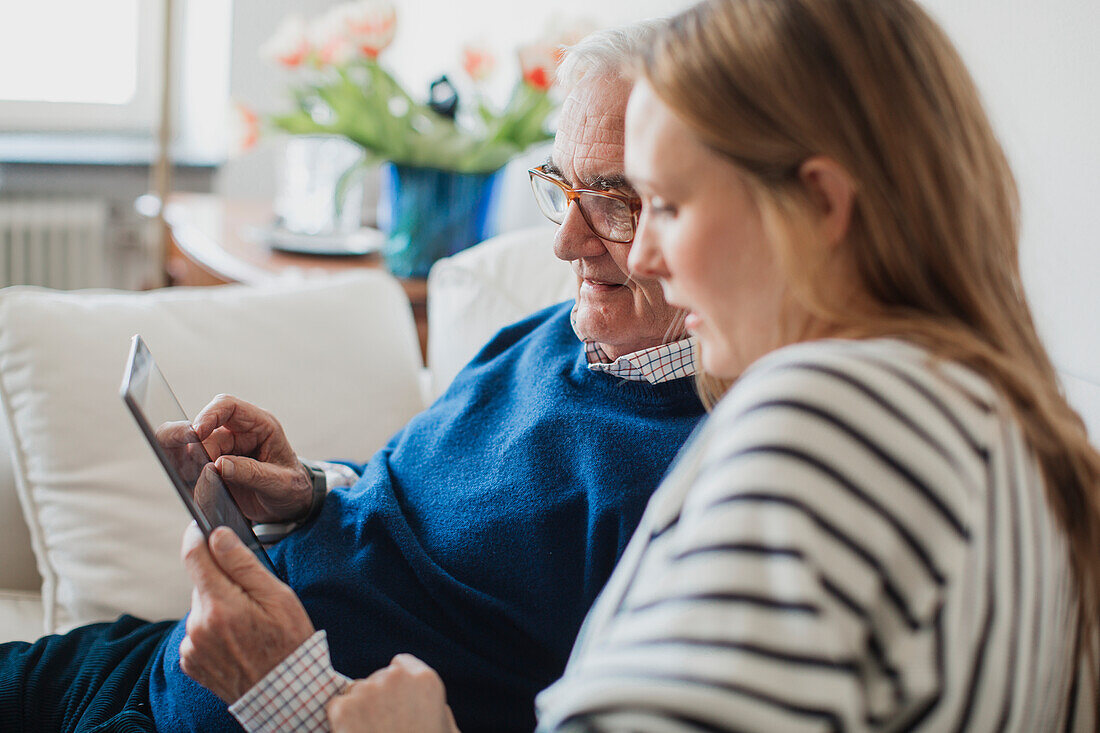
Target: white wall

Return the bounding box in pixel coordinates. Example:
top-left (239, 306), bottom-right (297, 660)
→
top-left (918, 0), bottom-right (1100, 434)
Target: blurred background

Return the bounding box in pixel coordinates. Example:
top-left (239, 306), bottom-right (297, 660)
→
top-left (0, 0), bottom-right (699, 292)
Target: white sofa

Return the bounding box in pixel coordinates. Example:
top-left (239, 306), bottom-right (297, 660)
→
top-left (0, 224), bottom-right (571, 644)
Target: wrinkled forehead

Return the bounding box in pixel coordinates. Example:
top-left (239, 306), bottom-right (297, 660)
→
top-left (551, 77), bottom-right (631, 188)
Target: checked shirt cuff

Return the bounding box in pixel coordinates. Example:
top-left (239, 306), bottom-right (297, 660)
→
top-left (230, 630), bottom-right (351, 733)
top-left (311, 460), bottom-right (361, 490)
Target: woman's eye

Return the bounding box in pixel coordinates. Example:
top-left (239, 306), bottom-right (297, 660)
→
top-left (647, 197), bottom-right (678, 217)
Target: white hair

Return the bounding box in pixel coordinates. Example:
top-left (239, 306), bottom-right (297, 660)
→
top-left (556, 19), bottom-right (669, 90)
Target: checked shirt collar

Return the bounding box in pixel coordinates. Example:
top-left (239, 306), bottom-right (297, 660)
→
top-left (584, 337), bottom-right (697, 385)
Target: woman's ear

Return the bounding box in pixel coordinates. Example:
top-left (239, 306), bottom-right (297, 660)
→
top-left (798, 156), bottom-right (856, 248)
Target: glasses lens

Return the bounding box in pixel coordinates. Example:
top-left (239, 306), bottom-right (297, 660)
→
top-left (579, 193), bottom-right (635, 243)
top-left (530, 175), bottom-right (567, 224)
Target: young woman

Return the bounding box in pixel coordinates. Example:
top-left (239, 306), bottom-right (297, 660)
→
top-left (326, 0), bottom-right (1099, 730)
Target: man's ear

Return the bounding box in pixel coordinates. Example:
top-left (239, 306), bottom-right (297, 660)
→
top-left (798, 156), bottom-right (856, 248)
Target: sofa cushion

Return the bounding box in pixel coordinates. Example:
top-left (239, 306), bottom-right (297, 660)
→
top-left (427, 225), bottom-right (575, 398)
top-left (0, 273), bottom-right (424, 632)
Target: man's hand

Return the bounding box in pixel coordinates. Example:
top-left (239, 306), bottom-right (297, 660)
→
top-left (179, 523), bottom-right (315, 703)
top-left (154, 419), bottom-right (209, 485)
top-left (326, 655), bottom-right (461, 733)
top-left (191, 394), bottom-right (313, 523)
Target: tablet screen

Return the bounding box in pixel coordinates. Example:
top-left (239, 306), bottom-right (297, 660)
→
top-left (121, 335), bottom-right (277, 576)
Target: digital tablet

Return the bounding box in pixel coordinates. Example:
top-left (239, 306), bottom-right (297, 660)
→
top-left (120, 335), bottom-right (277, 577)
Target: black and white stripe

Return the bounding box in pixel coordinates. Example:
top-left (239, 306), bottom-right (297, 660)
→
top-left (537, 338), bottom-right (1091, 732)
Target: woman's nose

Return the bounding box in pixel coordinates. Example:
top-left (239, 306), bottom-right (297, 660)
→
top-left (627, 217), bottom-right (667, 280)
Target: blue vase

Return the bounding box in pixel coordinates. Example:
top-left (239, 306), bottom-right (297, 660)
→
top-left (378, 163), bottom-right (503, 278)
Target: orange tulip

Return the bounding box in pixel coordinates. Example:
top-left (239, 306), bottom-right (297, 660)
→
top-left (260, 16), bottom-right (311, 69)
top-left (309, 6), bottom-right (357, 67)
top-left (462, 45), bottom-right (496, 83)
top-left (228, 102), bottom-right (260, 156)
top-left (518, 42), bottom-right (559, 92)
top-left (346, 0), bottom-right (397, 60)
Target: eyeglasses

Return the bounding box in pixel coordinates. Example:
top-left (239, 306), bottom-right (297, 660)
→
top-left (528, 164), bottom-right (641, 244)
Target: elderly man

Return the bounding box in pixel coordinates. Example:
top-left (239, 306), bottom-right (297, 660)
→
top-left (0, 22), bottom-right (701, 733)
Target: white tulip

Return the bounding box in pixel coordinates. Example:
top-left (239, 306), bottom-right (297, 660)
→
top-left (260, 14), bottom-right (311, 68)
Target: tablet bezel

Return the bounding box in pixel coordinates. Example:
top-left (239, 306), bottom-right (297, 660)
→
top-left (120, 334), bottom-right (277, 576)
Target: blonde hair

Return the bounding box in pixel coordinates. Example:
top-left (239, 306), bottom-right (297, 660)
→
top-left (642, 0), bottom-right (1100, 686)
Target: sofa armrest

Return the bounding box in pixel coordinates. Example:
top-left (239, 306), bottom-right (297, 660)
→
top-left (0, 590), bottom-right (45, 643)
top-left (0, 412), bottom-right (40, 593)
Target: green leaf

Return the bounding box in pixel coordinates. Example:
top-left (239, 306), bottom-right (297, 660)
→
top-left (265, 54), bottom-right (558, 172)
top-left (269, 111), bottom-right (327, 136)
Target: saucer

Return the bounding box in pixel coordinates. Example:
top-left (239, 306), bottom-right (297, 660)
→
top-left (242, 225), bottom-right (385, 256)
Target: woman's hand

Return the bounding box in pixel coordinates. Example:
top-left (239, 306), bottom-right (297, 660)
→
top-left (326, 654), bottom-right (461, 733)
top-left (191, 394), bottom-right (314, 523)
top-left (179, 523), bottom-right (315, 702)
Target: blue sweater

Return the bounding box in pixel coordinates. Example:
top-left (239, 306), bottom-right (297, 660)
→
top-left (149, 302), bottom-right (704, 732)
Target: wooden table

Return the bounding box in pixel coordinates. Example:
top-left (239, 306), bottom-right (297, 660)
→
top-left (163, 193), bottom-right (429, 360)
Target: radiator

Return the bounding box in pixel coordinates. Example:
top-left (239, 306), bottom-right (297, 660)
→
top-left (0, 198), bottom-right (109, 289)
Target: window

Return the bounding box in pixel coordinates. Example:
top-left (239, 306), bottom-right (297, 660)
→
top-left (0, 0), bottom-right (162, 132)
top-left (0, 0), bottom-right (232, 163)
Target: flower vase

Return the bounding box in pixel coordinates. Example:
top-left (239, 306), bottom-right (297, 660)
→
top-left (274, 135), bottom-right (366, 236)
top-left (378, 163), bottom-right (503, 278)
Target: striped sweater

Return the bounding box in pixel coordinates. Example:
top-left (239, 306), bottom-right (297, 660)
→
top-left (537, 338), bottom-right (1094, 732)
